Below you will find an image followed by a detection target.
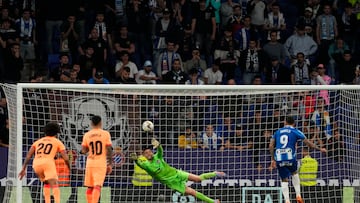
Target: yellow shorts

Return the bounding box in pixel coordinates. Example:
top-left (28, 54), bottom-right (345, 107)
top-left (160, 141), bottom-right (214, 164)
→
top-left (33, 162), bottom-right (58, 182)
top-left (84, 166), bottom-right (107, 187)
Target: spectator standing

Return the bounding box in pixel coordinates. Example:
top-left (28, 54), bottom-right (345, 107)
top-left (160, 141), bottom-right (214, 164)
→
top-left (327, 37), bottom-right (349, 81)
top-left (226, 4), bottom-right (243, 35)
top-left (264, 57), bottom-right (291, 85)
top-left (157, 40), bottom-right (182, 79)
top-left (220, 0), bottom-right (238, 30)
top-left (3, 43), bottom-right (23, 83)
top-left (338, 50), bottom-right (357, 84)
top-left (284, 24), bottom-right (318, 64)
top-left (192, 0), bottom-right (216, 67)
top-left (183, 47), bottom-right (207, 77)
top-left (234, 15), bottom-right (260, 52)
top-left (263, 30), bottom-right (287, 64)
top-left (316, 4), bottom-right (338, 64)
top-left (263, 2), bottom-right (286, 42)
top-left (60, 15), bottom-right (80, 60)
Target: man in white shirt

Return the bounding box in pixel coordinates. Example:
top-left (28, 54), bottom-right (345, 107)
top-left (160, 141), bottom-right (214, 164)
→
top-left (115, 50), bottom-right (138, 79)
top-left (136, 60), bottom-right (159, 84)
top-left (203, 58), bottom-right (223, 85)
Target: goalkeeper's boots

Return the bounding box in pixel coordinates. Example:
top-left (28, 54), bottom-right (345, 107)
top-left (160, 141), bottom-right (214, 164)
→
top-left (296, 195), bottom-right (304, 203)
top-left (215, 171), bottom-right (226, 177)
top-left (214, 199), bottom-right (220, 203)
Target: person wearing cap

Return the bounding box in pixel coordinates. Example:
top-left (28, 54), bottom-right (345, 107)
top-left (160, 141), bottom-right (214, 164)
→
top-left (136, 60), bottom-right (159, 84)
top-left (115, 50), bottom-right (138, 79)
top-left (297, 7), bottom-right (316, 36)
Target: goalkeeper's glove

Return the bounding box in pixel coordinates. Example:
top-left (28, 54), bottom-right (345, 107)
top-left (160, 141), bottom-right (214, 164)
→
top-left (151, 138), bottom-right (160, 149)
top-left (130, 153), bottom-right (138, 161)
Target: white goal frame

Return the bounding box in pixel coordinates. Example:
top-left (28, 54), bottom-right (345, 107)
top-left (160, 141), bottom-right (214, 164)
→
top-left (8, 83), bottom-right (360, 203)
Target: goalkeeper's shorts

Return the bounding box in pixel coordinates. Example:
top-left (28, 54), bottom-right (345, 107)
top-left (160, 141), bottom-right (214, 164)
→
top-left (164, 170), bottom-right (189, 194)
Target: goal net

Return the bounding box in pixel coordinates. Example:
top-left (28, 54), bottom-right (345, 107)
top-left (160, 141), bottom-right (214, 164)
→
top-left (1, 84), bottom-right (359, 203)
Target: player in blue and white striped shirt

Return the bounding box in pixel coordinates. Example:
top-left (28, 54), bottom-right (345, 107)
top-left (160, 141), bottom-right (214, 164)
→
top-left (269, 116), bottom-right (327, 203)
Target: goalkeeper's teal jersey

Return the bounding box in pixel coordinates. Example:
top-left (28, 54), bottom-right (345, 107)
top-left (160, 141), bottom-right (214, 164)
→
top-left (135, 145), bottom-right (177, 183)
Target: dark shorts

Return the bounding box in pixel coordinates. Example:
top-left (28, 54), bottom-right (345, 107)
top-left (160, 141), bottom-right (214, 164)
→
top-left (277, 160), bottom-right (298, 179)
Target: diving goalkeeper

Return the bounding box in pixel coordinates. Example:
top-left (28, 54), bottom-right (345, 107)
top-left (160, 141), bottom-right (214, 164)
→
top-left (130, 138), bottom-right (224, 203)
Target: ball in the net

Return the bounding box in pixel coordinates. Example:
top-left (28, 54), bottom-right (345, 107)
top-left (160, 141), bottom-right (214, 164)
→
top-left (142, 120), bottom-right (154, 132)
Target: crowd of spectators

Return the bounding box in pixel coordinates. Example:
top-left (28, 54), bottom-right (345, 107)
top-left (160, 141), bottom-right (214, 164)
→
top-left (0, 0), bottom-right (359, 85)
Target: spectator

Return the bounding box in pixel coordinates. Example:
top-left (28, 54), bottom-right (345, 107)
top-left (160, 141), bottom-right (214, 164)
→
top-left (311, 97), bottom-right (332, 141)
top-left (307, 121), bottom-right (324, 149)
top-left (224, 125), bottom-right (253, 151)
top-left (116, 66), bottom-right (136, 84)
top-left (79, 28), bottom-right (108, 70)
top-left (69, 69), bottom-right (80, 83)
top-left (200, 124), bottom-right (222, 150)
top-left (206, 0), bottom-right (221, 27)
top-left (88, 71), bottom-right (110, 84)
top-left (203, 58), bottom-right (223, 85)
top-left (234, 15), bottom-right (260, 51)
top-left (177, 23), bottom-right (196, 61)
top-left (214, 25), bottom-right (238, 82)
top-left (327, 37), bottom-right (349, 81)
top-left (246, 0), bottom-right (267, 29)
top-left (178, 127), bottom-right (198, 149)
top-left (226, 4), bottom-right (243, 35)
top-left (0, 119), bottom-right (9, 147)
top-left (162, 58), bottom-right (188, 84)
top-left (284, 24), bottom-right (318, 63)
top-left (264, 56), bottom-right (291, 85)
top-left (59, 70), bottom-right (73, 83)
top-left (263, 2), bottom-right (286, 42)
top-left (338, 50), bottom-right (357, 84)
top-left (338, 3), bottom-right (357, 53)
top-left (0, 19), bottom-right (19, 48)
top-left (92, 12), bottom-right (112, 47)
top-left (290, 52), bottom-right (311, 85)
top-left (239, 38), bottom-right (266, 85)
top-left (0, 8), bottom-right (15, 26)
top-left (60, 14), bottom-right (80, 59)
top-left (185, 68), bottom-right (204, 85)
top-left (113, 25), bottom-right (135, 59)
top-left (312, 64), bottom-right (331, 105)
top-left (126, 0), bottom-right (152, 67)
top-left (136, 60), bottom-right (159, 84)
top-left (217, 113), bottom-right (236, 147)
top-left (263, 30), bottom-right (287, 64)
top-left (49, 53), bottom-right (72, 81)
top-left (3, 43), bottom-right (23, 83)
top-left (157, 40), bottom-right (182, 78)
top-left (15, 8), bottom-right (36, 79)
top-left (353, 65), bottom-right (360, 85)
top-left (266, 105), bottom-right (285, 133)
top-left (114, 50), bottom-right (138, 79)
top-left (220, 0), bottom-right (238, 30)
top-left (326, 129), bottom-right (345, 162)
top-left (183, 47), bottom-right (207, 77)
top-left (192, 0), bottom-right (216, 67)
top-left (296, 7), bottom-right (317, 39)
top-left (316, 4), bottom-right (338, 64)
top-left (77, 45), bottom-right (96, 83)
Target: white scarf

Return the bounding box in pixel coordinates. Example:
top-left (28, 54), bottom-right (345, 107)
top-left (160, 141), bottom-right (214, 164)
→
top-left (94, 22), bottom-right (107, 40)
top-left (20, 17), bottom-right (33, 37)
top-left (245, 49), bottom-right (259, 73)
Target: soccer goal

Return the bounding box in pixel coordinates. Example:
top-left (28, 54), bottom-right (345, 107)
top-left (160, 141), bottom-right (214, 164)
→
top-left (1, 83), bottom-right (360, 203)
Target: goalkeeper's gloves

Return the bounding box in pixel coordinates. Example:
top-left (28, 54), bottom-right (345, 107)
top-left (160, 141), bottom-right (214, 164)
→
top-left (151, 138), bottom-right (160, 149)
top-left (130, 153), bottom-right (138, 161)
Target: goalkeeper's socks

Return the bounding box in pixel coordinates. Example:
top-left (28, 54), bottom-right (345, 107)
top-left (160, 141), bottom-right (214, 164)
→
top-left (195, 191), bottom-right (214, 203)
top-left (43, 184), bottom-right (51, 203)
top-left (92, 186), bottom-right (101, 203)
top-left (86, 188), bottom-right (93, 203)
top-left (52, 185), bottom-right (60, 203)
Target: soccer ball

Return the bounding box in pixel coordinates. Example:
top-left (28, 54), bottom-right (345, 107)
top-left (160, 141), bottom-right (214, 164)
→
top-left (142, 120), bottom-right (154, 132)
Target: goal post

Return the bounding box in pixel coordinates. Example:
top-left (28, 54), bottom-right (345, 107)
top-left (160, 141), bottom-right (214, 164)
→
top-left (1, 83), bottom-right (360, 203)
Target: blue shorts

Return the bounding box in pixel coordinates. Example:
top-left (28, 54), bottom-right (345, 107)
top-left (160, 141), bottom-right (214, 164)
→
top-left (277, 160), bottom-right (298, 179)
